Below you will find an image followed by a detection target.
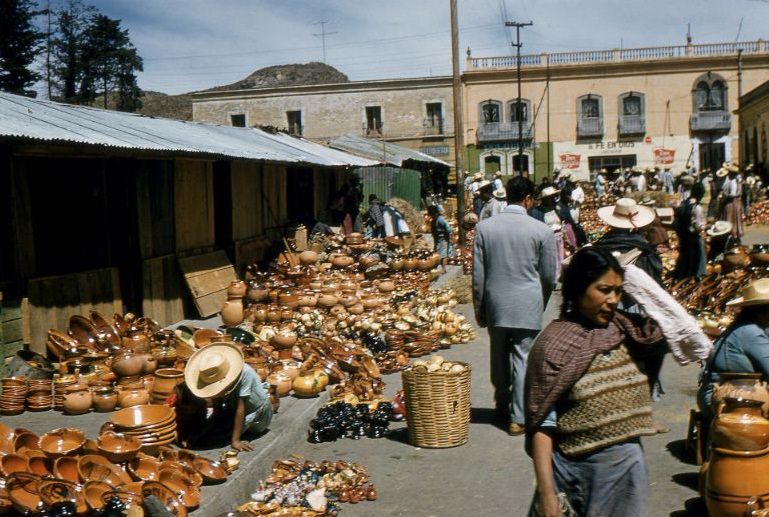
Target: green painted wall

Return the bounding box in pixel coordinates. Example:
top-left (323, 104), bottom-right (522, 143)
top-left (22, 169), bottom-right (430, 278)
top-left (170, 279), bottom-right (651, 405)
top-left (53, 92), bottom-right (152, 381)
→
top-left (464, 142), bottom-right (554, 184)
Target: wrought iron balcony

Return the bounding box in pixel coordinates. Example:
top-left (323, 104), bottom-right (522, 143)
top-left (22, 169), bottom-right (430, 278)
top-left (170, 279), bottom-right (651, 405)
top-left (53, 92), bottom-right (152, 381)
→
top-left (577, 117), bottom-right (603, 137)
top-left (618, 115), bottom-right (645, 135)
top-left (690, 110), bottom-right (731, 132)
top-left (423, 118), bottom-right (444, 136)
top-left (477, 121), bottom-right (533, 142)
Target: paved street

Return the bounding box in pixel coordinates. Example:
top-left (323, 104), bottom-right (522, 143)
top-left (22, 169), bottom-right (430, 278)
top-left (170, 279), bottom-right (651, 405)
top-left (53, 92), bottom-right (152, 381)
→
top-left (287, 291), bottom-right (705, 517)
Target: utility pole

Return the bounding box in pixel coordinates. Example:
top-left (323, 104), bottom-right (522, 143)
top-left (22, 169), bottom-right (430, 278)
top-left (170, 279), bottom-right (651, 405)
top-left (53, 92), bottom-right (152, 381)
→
top-left (450, 0), bottom-right (466, 245)
top-left (738, 49), bottom-right (743, 98)
top-left (505, 20), bottom-right (533, 177)
top-left (46, 0), bottom-right (52, 99)
top-left (313, 20), bottom-right (338, 64)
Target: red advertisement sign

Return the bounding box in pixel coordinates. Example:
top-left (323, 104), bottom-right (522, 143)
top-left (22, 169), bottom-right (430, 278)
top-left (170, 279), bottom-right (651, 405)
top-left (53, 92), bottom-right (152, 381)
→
top-left (559, 153), bottom-right (581, 169)
top-left (653, 148), bottom-right (675, 165)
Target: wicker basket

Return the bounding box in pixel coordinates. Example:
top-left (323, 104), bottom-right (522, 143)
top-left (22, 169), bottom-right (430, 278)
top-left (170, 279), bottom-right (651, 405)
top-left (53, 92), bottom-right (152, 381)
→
top-left (401, 362), bottom-right (471, 448)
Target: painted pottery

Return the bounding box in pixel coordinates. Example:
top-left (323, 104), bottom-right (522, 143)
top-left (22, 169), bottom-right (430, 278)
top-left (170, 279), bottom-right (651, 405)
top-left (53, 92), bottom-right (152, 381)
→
top-left (712, 373), bottom-right (769, 416)
top-left (267, 371), bottom-right (292, 397)
top-left (112, 351), bottom-right (144, 378)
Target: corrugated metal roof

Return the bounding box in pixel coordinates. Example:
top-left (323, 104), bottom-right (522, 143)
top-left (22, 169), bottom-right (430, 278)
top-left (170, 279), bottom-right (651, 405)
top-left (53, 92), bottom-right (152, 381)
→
top-left (328, 134), bottom-right (451, 168)
top-left (0, 92), bottom-right (370, 167)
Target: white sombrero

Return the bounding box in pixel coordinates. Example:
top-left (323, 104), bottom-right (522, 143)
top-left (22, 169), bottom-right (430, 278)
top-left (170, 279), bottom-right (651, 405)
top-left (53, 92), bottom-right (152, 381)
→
top-left (706, 220), bottom-right (733, 237)
top-left (597, 198), bottom-right (655, 229)
top-left (539, 186), bottom-right (560, 199)
top-left (184, 342), bottom-right (244, 399)
top-left (493, 188), bottom-right (507, 200)
top-left (727, 278), bottom-right (769, 307)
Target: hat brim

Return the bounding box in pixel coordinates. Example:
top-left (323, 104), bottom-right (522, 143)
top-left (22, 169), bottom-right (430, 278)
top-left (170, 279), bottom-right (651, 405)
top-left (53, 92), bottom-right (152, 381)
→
top-left (726, 296), bottom-right (769, 308)
top-left (716, 169), bottom-right (729, 177)
top-left (539, 189), bottom-right (560, 199)
top-left (184, 342), bottom-right (244, 399)
top-left (493, 189), bottom-right (506, 199)
top-left (597, 205), bottom-right (655, 229)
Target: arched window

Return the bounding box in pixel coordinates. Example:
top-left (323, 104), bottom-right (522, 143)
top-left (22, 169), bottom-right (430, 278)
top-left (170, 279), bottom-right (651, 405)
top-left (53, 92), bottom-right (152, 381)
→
top-left (692, 72), bottom-right (728, 112)
top-left (618, 92), bottom-right (645, 135)
top-left (577, 94), bottom-right (603, 137)
top-left (507, 99), bottom-right (530, 122)
top-left (479, 100), bottom-right (502, 124)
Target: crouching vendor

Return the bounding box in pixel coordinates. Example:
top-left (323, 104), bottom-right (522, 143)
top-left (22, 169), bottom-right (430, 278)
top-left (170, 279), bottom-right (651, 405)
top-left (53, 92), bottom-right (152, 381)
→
top-left (176, 342), bottom-right (274, 451)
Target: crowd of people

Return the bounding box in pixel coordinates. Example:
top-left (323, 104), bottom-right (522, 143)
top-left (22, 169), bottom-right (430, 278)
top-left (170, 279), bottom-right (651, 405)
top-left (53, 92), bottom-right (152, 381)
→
top-left (465, 161), bottom-right (766, 516)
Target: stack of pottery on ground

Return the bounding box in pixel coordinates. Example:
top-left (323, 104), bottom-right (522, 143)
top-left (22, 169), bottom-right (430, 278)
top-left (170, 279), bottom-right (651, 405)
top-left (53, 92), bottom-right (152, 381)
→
top-left (0, 417), bottom-right (228, 515)
top-left (701, 374), bottom-right (769, 516)
top-left (103, 405), bottom-right (178, 451)
top-left (214, 232), bottom-right (475, 403)
top-left (0, 378), bottom-right (27, 416)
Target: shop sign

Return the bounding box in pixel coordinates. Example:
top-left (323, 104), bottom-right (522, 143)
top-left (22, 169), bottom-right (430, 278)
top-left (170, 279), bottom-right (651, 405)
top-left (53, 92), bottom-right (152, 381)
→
top-left (588, 141), bottom-right (636, 155)
top-left (420, 146), bottom-right (449, 156)
top-left (559, 153), bottom-right (581, 169)
top-left (478, 141), bottom-right (538, 150)
top-left (653, 148), bottom-right (676, 165)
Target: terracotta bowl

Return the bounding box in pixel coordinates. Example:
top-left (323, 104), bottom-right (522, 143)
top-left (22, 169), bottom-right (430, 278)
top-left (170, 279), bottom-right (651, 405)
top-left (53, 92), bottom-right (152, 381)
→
top-left (6, 472), bottom-right (42, 514)
top-left (97, 432), bottom-right (142, 463)
top-left (40, 428), bottom-right (85, 458)
top-left (38, 479), bottom-right (81, 510)
top-left (13, 431), bottom-right (40, 454)
top-left (128, 454), bottom-right (160, 481)
top-left (192, 457), bottom-right (228, 485)
top-left (53, 456), bottom-right (80, 483)
top-left (84, 480), bottom-right (112, 510)
top-left (78, 455), bottom-right (132, 486)
top-left (68, 315), bottom-right (99, 348)
top-left (142, 481), bottom-right (187, 516)
top-left (111, 404), bottom-right (175, 430)
top-left (27, 456), bottom-right (51, 477)
top-left (89, 310), bottom-right (121, 348)
top-left (0, 454), bottom-right (29, 477)
top-left (159, 469), bottom-right (200, 509)
top-left (160, 461), bottom-right (202, 487)
top-left (101, 489), bottom-right (143, 512)
top-left (192, 328), bottom-right (223, 348)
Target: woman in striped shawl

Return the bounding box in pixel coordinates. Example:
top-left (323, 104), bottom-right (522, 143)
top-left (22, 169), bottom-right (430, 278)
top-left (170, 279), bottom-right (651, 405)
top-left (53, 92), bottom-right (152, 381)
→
top-left (525, 247), bottom-right (666, 517)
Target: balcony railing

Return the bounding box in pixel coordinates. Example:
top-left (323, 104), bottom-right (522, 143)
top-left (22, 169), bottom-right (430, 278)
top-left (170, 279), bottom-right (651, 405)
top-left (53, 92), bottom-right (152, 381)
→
top-left (618, 115), bottom-right (645, 135)
top-left (477, 121), bottom-right (533, 142)
top-left (423, 118), bottom-right (444, 136)
top-left (468, 39), bottom-right (768, 71)
top-left (577, 117), bottom-right (603, 137)
top-left (690, 111), bottom-right (731, 132)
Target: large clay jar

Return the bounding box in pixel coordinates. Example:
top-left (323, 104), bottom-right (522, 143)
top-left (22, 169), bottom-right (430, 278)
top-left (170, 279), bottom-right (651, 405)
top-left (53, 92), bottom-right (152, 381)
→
top-left (706, 444), bottom-right (769, 516)
top-left (91, 387), bottom-right (118, 413)
top-left (117, 384), bottom-right (150, 408)
top-left (152, 368), bottom-right (184, 404)
top-left (247, 282), bottom-right (269, 303)
top-left (267, 371), bottom-right (292, 398)
top-left (278, 291), bottom-right (299, 309)
top-left (63, 385), bottom-right (92, 415)
top-left (712, 397), bottom-right (769, 451)
top-left (221, 299), bottom-right (244, 327)
top-left (227, 280), bottom-right (247, 298)
top-left (712, 373), bottom-right (769, 416)
top-left (253, 304), bottom-right (268, 323)
top-left (140, 354), bottom-right (158, 375)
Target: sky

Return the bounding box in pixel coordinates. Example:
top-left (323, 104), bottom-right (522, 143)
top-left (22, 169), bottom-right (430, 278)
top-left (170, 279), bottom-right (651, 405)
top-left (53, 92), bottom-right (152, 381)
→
top-left (41, 0), bottom-right (769, 95)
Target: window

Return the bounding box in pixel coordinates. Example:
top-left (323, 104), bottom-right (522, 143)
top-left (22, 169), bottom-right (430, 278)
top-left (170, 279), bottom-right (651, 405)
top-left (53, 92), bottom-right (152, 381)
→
top-left (622, 95), bottom-right (642, 116)
top-left (366, 106), bottom-right (382, 135)
top-left (581, 97), bottom-right (600, 118)
top-left (618, 92), bottom-right (645, 135)
top-left (426, 102), bottom-right (443, 129)
top-left (509, 100), bottom-right (529, 122)
top-left (287, 111), bottom-right (302, 136)
top-left (692, 72), bottom-right (728, 112)
top-left (230, 114), bottom-right (246, 127)
top-left (480, 100), bottom-right (502, 123)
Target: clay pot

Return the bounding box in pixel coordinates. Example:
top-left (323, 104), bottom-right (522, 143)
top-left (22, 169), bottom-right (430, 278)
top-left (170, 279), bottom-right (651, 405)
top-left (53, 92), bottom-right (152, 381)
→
top-left (91, 387), bottom-right (118, 413)
top-left (292, 370), bottom-right (329, 398)
top-left (359, 255), bottom-right (379, 268)
top-left (253, 305), bottom-right (268, 323)
top-left (151, 344), bottom-right (178, 368)
top-left (117, 384), bottom-right (150, 408)
top-left (151, 368), bottom-right (184, 404)
top-left (278, 291), bottom-right (299, 309)
top-left (227, 280), bottom-right (247, 298)
top-left (112, 351), bottom-right (144, 378)
top-left (348, 303), bottom-right (365, 315)
top-left (712, 373), bottom-right (769, 416)
top-left (706, 443), bottom-right (769, 516)
top-left (97, 432), bottom-right (141, 463)
top-left (317, 294), bottom-right (338, 308)
top-left (221, 299), bottom-right (244, 327)
top-left (270, 330), bottom-right (298, 349)
top-left (62, 385), bottom-right (92, 415)
top-left (339, 295), bottom-right (359, 308)
top-left (299, 250), bottom-right (319, 265)
top-left (377, 280), bottom-right (396, 293)
top-left (247, 283), bottom-right (269, 302)
top-left (267, 371), bottom-right (292, 398)
top-left (266, 306), bottom-right (282, 323)
top-left (389, 259), bottom-right (404, 272)
top-left (40, 428), bottom-right (84, 459)
top-left (297, 292), bottom-right (318, 308)
top-left (53, 456), bottom-right (80, 483)
top-left (273, 360), bottom-right (301, 381)
top-left (121, 333), bottom-right (150, 353)
top-left (712, 397), bottom-right (769, 451)
top-left (331, 254), bottom-right (354, 268)
top-left (140, 354), bottom-right (158, 375)
top-left (404, 258), bottom-right (418, 270)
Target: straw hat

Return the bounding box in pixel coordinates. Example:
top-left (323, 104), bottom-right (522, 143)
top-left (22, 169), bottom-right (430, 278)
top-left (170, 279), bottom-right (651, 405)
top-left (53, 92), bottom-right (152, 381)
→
top-left (716, 167), bottom-right (729, 178)
top-left (597, 198), bottom-right (655, 229)
top-left (539, 186), bottom-right (560, 199)
top-left (494, 170), bottom-right (503, 177)
top-left (727, 278), bottom-right (769, 307)
top-left (600, 168), bottom-right (607, 174)
top-left (726, 162), bottom-right (739, 173)
top-left (477, 180), bottom-right (493, 192)
top-left (639, 196), bottom-right (655, 207)
top-left (493, 187), bottom-right (507, 200)
top-left (472, 172), bottom-right (483, 181)
top-left (184, 342), bottom-right (244, 399)
top-left (706, 220), bottom-right (733, 237)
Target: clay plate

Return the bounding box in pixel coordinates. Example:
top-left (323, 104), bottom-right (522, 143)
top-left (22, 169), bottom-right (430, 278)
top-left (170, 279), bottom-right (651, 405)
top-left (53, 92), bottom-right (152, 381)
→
top-left (110, 405), bottom-right (175, 430)
top-left (78, 455), bottom-right (132, 486)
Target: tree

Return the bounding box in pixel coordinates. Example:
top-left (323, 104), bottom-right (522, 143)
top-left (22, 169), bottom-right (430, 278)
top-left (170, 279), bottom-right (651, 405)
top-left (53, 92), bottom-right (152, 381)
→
top-left (50, 0), bottom-right (94, 102)
top-left (0, 0), bottom-right (44, 96)
top-left (79, 13), bottom-right (142, 111)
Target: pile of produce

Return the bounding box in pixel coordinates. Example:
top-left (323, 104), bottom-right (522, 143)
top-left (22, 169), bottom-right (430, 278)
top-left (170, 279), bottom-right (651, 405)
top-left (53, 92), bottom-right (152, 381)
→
top-left (239, 459), bottom-right (376, 516)
top-left (746, 199), bottom-right (769, 226)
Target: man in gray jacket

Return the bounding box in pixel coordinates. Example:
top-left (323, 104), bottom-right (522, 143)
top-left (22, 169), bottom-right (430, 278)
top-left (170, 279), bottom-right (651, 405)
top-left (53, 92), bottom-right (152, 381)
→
top-left (472, 176), bottom-right (557, 435)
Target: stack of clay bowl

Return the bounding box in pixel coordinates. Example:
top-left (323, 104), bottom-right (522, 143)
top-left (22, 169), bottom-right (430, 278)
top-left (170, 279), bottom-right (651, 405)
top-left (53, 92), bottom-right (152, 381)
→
top-left (108, 405), bottom-right (177, 452)
top-left (1, 378), bottom-right (27, 415)
top-left (53, 376), bottom-right (77, 411)
top-left (25, 379), bottom-right (53, 412)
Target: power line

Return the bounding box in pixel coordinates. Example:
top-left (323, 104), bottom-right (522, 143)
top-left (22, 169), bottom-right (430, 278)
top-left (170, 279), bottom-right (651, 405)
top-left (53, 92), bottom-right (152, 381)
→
top-left (313, 20), bottom-right (338, 64)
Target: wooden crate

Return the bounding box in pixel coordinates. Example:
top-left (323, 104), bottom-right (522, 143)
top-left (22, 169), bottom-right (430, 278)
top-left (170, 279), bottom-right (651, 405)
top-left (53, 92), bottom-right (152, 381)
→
top-left (178, 250), bottom-right (237, 318)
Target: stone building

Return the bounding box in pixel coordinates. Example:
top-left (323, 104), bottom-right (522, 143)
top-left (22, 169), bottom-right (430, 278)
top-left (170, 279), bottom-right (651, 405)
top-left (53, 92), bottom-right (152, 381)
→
top-left (192, 77), bottom-right (456, 166)
top-left (463, 40), bottom-right (769, 180)
top-left (737, 78), bottom-right (769, 174)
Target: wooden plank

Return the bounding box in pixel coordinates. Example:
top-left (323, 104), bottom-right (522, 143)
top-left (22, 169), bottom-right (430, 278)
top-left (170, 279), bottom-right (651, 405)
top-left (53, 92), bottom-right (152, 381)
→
top-left (2, 320), bottom-right (22, 345)
top-left (142, 255), bottom-right (185, 327)
top-left (234, 237), bottom-right (270, 272)
top-left (231, 161), bottom-right (264, 241)
top-left (9, 158), bottom-right (35, 278)
top-left (174, 159), bottom-right (216, 253)
top-left (21, 298), bottom-right (30, 345)
top-left (178, 250), bottom-right (236, 318)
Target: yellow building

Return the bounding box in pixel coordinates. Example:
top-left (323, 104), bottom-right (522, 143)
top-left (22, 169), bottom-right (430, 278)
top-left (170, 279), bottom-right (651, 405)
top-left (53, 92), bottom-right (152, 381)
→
top-left (464, 40), bottom-right (769, 180)
top-left (737, 78), bottom-right (769, 173)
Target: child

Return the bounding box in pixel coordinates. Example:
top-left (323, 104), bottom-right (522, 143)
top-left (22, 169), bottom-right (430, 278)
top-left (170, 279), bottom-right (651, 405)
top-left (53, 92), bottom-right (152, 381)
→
top-left (178, 342), bottom-right (273, 451)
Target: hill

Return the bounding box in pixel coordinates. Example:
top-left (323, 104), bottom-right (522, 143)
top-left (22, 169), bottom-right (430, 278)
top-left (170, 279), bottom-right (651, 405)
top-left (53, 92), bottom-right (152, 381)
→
top-left (204, 62), bottom-right (348, 92)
